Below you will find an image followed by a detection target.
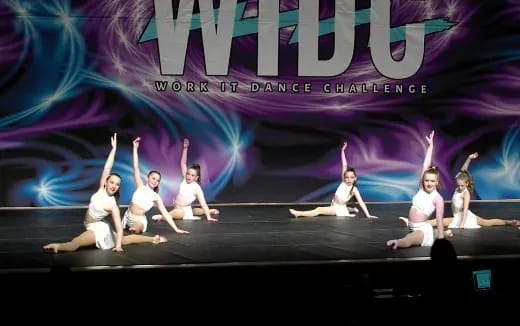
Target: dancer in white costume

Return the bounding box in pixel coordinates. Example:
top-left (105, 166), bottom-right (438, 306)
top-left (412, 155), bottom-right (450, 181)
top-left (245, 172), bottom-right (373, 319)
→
top-left (152, 138), bottom-right (219, 222)
top-left (288, 141), bottom-right (378, 219)
top-left (122, 137), bottom-right (190, 234)
top-left (43, 133), bottom-right (167, 253)
top-left (386, 131), bottom-right (453, 250)
top-left (400, 152), bottom-right (519, 229)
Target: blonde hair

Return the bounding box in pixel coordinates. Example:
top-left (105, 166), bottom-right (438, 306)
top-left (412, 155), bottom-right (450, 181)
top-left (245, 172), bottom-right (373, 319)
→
top-left (455, 170), bottom-right (474, 192)
top-left (422, 166), bottom-right (441, 190)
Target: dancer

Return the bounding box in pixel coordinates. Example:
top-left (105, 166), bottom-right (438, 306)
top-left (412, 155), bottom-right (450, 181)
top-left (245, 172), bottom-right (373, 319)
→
top-left (288, 141), bottom-right (378, 219)
top-left (401, 152), bottom-right (519, 229)
top-left (386, 131), bottom-right (453, 250)
top-left (43, 133), bottom-right (167, 253)
top-left (122, 137), bottom-right (190, 234)
top-left (153, 139), bottom-right (219, 222)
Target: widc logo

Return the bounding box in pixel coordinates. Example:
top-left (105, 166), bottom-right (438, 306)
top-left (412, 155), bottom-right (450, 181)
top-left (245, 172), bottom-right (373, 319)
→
top-left (140, 0), bottom-right (455, 79)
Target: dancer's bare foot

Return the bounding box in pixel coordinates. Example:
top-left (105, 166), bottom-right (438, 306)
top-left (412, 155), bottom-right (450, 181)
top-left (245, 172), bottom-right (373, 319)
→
top-left (153, 235), bottom-right (168, 244)
top-left (152, 214), bottom-right (163, 222)
top-left (129, 226), bottom-right (138, 233)
top-left (209, 209), bottom-right (220, 215)
top-left (399, 216), bottom-right (409, 227)
top-left (289, 209), bottom-right (299, 218)
top-left (506, 219), bottom-right (520, 226)
top-left (444, 230), bottom-right (454, 238)
top-left (207, 216), bottom-right (218, 222)
top-left (43, 244), bottom-right (59, 253)
top-left (386, 240), bottom-right (398, 250)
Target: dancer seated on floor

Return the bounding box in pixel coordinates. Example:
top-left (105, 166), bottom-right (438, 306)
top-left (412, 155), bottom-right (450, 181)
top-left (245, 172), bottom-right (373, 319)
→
top-left (288, 141), bottom-right (378, 219)
top-left (122, 137), bottom-right (189, 234)
top-left (386, 131), bottom-right (453, 250)
top-left (400, 152), bottom-right (519, 229)
top-left (43, 133), bottom-right (167, 253)
top-left (153, 138), bottom-right (219, 222)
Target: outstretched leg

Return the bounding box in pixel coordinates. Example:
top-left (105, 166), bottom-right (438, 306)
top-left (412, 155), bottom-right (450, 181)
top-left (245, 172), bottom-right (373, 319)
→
top-left (192, 207), bottom-right (220, 216)
top-left (386, 230), bottom-right (424, 250)
top-left (43, 230), bottom-right (96, 253)
top-left (152, 208), bottom-right (184, 221)
top-left (289, 206), bottom-right (336, 218)
top-left (122, 234), bottom-right (167, 245)
top-left (434, 229), bottom-right (454, 238)
top-left (476, 216), bottom-right (520, 227)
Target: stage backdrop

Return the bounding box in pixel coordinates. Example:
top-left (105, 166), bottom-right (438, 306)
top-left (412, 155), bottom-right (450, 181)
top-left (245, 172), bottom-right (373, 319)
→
top-left (0, 0), bottom-right (519, 207)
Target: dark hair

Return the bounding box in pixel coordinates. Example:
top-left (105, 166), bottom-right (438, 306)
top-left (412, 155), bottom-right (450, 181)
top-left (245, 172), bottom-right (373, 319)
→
top-left (343, 167), bottom-right (357, 196)
top-left (455, 170), bottom-right (474, 192)
top-left (147, 170), bottom-right (161, 193)
top-left (188, 163), bottom-right (201, 184)
top-left (422, 166), bottom-right (441, 190)
top-left (430, 238), bottom-right (457, 266)
top-left (105, 173), bottom-right (122, 201)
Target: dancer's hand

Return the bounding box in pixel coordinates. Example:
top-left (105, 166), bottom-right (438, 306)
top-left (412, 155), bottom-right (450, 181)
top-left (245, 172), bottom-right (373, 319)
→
top-left (183, 138), bottom-right (190, 148)
top-left (207, 216), bottom-right (218, 222)
top-left (426, 130), bottom-right (435, 145)
top-left (341, 141), bottom-right (348, 151)
top-left (469, 152), bottom-right (479, 160)
top-left (112, 246), bottom-right (124, 252)
top-left (133, 137), bottom-right (141, 149)
top-left (111, 133), bottom-right (117, 148)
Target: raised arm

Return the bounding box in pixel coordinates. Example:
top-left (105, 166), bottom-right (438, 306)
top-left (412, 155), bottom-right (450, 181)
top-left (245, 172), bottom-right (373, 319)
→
top-left (352, 187), bottom-right (378, 219)
top-left (99, 133), bottom-right (117, 190)
top-left (181, 138), bottom-right (189, 178)
top-left (155, 196), bottom-right (190, 234)
top-left (196, 190), bottom-right (218, 222)
top-left (133, 137), bottom-right (143, 188)
top-left (421, 131), bottom-right (435, 184)
top-left (341, 141), bottom-right (348, 179)
top-left (109, 205), bottom-right (123, 251)
top-left (460, 152), bottom-right (478, 172)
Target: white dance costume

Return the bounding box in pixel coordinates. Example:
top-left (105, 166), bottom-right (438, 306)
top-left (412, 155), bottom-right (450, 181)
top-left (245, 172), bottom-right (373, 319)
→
top-left (331, 183), bottom-right (353, 216)
top-left (176, 180), bottom-right (203, 220)
top-left (448, 189), bottom-right (481, 229)
top-left (85, 189), bottom-right (117, 249)
top-left (409, 189), bottom-right (442, 247)
top-left (122, 185), bottom-right (156, 232)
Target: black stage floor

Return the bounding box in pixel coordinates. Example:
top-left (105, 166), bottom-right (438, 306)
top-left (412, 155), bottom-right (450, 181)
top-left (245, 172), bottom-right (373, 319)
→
top-left (1, 201), bottom-right (520, 316)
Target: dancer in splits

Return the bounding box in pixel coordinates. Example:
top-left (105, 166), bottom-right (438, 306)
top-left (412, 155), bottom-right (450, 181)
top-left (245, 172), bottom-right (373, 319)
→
top-left (386, 131), bottom-right (453, 250)
top-left (288, 141), bottom-right (378, 219)
top-left (153, 138), bottom-right (219, 222)
top-left (121, 137), bottom-right (190, 234)
top-left (43, 133), bottom-right (167, 253)
top-left (399, 152), bottom-right (519, 229)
